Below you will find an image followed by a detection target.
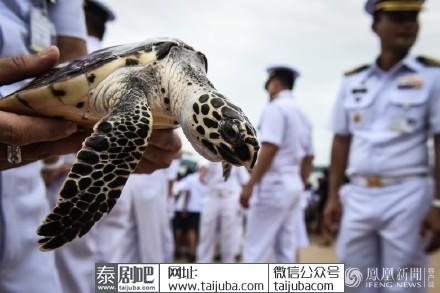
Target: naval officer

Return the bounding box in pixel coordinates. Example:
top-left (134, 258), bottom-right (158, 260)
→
top-left (241, 66), bottom-right (314, 263)
top-left (324, 1), bottom-right (440, 292)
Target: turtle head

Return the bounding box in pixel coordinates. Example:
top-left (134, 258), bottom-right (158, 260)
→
top-left (185, 91), bottom-right (260, 171)
top-left (217, 112), bottom-right (260, 170)
top-left (152, 39), bottom-right (259, 170)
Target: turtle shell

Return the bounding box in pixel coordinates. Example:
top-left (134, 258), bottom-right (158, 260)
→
top-left (0, 40), bottom-right (179, 129)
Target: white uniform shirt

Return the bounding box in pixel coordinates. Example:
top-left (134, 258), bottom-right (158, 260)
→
top-left (259, 89), bottom-right (314, 173)
top-left (178, 173), bottom-right (205, 213)
top-left (331, 56), bottom-right (440, 177)
top-left (0, 1), bottom-right (86, 292)
top-left (203, 162), bottom-right (249, 194)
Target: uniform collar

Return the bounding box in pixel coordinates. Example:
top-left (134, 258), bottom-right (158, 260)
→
top-left (401, 55), bottom-right (423, 72)
top-left (367, 55), bottom-right (423, 77)
top-left (274, 89), bottom-right (294, 99)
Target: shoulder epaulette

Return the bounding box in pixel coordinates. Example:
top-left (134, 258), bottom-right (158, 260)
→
top-left (416, 56), bottom-right (440, 67)
top-left (344, 64), bottom-right (370, 76)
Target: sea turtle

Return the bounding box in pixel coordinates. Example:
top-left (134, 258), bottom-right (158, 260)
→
top-left (0, 38), bottom-right (259, 250)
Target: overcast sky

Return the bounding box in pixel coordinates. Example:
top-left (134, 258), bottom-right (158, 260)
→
top-left (103, 0), bottom-right (440, 166)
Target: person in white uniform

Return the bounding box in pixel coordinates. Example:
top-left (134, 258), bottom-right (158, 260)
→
top-left (178, 167), bottom-right (206, 262)
top-left (1, 2), bottom-right (181, 291)
top-left (0, 1), bottom-right (87, 292)
top-left (197, 162), bottom-right (249, 263)
top-left (324, 1), bottom-right (440, 292)
top-left (240, 65), bottom-right (313, 263)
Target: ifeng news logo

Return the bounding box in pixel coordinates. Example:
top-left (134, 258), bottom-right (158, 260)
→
top-left (344, 267), bottom-right (436, 289)
top-left (95, 263), bottom-right (159, 293)
top-left (345, 268), bottom-right (363, 288)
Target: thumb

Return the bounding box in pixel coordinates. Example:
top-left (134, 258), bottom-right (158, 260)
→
top-left (0, 46), bottom-right (60, 86)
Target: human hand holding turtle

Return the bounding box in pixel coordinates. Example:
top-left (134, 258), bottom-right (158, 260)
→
top-left (0, 47), bottom-right (85, 168)
top-left (0, 46), bottom-right (182, 171)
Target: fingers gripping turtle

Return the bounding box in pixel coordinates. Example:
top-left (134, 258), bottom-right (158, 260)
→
top-left (38, 71), bottom-right (153, 250)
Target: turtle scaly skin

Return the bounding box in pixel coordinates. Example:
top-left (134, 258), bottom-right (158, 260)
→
top-left (0, 39), bottom-right (259, 250)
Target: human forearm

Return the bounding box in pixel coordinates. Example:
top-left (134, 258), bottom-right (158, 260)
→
top-left (239, 143), bottom-right (278, 208)
top-left (329, 135), bottom-right (351, 200)
top-left (300, 155), bottom-right (314, 185)
top-left (323, 135), bottom-right (351, 238)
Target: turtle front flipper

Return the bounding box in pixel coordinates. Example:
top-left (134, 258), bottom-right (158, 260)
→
top-left (37, 83), bottom-right (153, 250)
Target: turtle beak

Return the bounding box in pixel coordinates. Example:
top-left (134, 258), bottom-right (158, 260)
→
top-left (218, 118), bottom-right (259, 169)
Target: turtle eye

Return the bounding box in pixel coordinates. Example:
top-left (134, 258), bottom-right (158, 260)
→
top-left (198, 52), bottom-right (208, 73)
top-left (220, 119), bottom-right (241, 143)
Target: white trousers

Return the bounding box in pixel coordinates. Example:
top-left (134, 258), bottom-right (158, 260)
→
top-left (243, 194), bottom-right (301, 263)
top-left (243, 173), bottom-right (303, 263)
top-left (132, 187), bottom-right (167, 263)
top-left (337, 177), bottom-right (433, 293)
top-left (197, 191), bottom-right (242, 263)
top-left (0, 164), bottom-right (62, 293)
